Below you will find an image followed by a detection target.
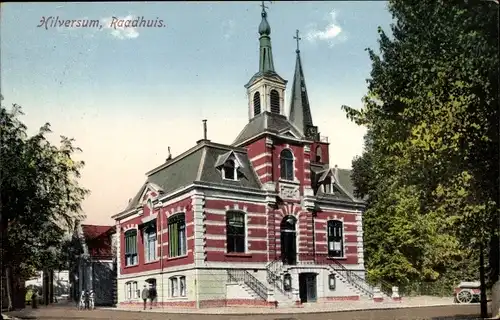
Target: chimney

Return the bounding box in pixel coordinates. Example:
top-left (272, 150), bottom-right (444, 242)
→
top-left (197, 119), bottom-right (210, 144)
top-left (334, 164), bottom-right (339, 182)
top-left (166, 146), bottom-right (172, 162)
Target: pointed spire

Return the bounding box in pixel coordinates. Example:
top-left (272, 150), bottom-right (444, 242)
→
top-left (258, 1), bottom-right (275, 73)
top-left (289, 29), bottom-right (314, 135)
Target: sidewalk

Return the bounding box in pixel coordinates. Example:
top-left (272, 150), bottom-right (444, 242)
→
top-left (103, 296), bottom-right (462, 315)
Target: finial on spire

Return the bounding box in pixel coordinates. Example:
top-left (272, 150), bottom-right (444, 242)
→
top-left (258, 1), bottom-right (271, 36)
top-left (260, 0), bottom-right (269, 14)
top-left (294, 29), bottom-right (302, 53)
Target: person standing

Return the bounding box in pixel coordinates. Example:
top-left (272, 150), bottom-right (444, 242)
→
top-left (148, 284), bottom-right (157, 309)
top-left (141, 285), bottom-right (149, 310)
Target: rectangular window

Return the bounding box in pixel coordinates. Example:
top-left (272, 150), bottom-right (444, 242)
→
top-left (226, 212), bottom-right (245, 253)
top-left (143, 224), bottom-right (157, 262)
top-left (168, 214), bottom-right (186, 257)
top-left (170, 277), bottom-right (178, 297)
top-left (132, 281), bottom-right (138, 298)
top-left (327, 220), bottom-right (344, 258)
top-left (124, 230), bottom-right (138, 266)
top-left (179, 276), bottom-right (186, 297)
top-left (126, 282), bottom-right (132, 300)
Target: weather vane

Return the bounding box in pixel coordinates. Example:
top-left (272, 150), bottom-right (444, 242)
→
top-left (260, 1), bottom-right (272, 12)
top-left (294, 29), bottom-right (301, 52)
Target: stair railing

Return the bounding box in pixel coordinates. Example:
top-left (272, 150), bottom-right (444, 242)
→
top-left (227, 269), bottom-right (268, 301)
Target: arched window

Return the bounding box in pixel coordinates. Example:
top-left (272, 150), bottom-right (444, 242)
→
top-left (168, 213), bottom-right (186, 257)
top-left (280, 149), bottom-right (294, 181)
top-left (222, 159), bottom-right (237, 180)
top-left (226, 211), bottom-right (246, 253)
top-left (270, 90), bottom-right (280, 114)
top-left (315, 146), bottom-right (322, 163)
top-left (327, 220), bottom-right (344, 258)
top-left (124, 229), bottom-right (138, 266)
top-left (253, 92), bottom-right (261, 116)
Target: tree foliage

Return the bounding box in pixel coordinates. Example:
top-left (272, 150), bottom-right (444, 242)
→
top-left (0, 98), bottom-right (89, 308)
top-left (343, 0), bottom-right (499, 291)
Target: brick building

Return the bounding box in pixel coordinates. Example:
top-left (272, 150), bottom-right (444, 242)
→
top-left (112, 6), bottom-right (380, 309)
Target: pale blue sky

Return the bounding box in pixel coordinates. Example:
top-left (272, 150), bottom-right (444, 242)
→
top-left (1, 2), bottom-right (392, 224)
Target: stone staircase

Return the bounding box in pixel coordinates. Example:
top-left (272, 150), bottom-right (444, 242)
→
top-left (227, 256), bottom-right (395, 308)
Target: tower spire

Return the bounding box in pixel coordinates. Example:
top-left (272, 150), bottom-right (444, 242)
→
top-left (258, 1), bottom-right (274, 73)
top-left (289, 29), bottom-right (314, 136)
top-left (294, 29), bottom-right (301, 53)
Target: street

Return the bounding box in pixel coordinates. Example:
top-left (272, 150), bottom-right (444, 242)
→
top-left (4, 304), bottom-right (487, 320)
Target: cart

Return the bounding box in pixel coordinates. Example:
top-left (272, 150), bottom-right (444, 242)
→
top-left (454, 281), bottom-right (480, 304)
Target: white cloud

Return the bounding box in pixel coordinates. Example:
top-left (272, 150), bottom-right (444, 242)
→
top-left (101, 15), bottom-right (140, 40)
top-left (222, 20), bottom-right (235, 40)
top-left (306, 10), bottom-right (347, 47)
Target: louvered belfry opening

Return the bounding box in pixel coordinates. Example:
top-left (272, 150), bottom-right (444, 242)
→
top-left (270, 89), bottom-right (280, 114)
top-left (253, 92), bottom-right (261, 116)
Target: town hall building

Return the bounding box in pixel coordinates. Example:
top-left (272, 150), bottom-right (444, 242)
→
top-left (112, 5), bottom-right (392, 309)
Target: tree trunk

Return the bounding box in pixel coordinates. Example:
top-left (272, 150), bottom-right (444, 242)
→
top-left (480, 243), bottom-right (488, 318)
top-left (49, 269), bottom-right (54, 304)
top-left (5, 266), bottom-right (13, 311)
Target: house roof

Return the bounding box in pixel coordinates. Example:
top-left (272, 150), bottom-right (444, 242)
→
top-left (232, 111), bottom-right (305, 146)
top-left (81, 224), bottom-right (115, 260)
top-left (121, 141), bottom-right (262, 214)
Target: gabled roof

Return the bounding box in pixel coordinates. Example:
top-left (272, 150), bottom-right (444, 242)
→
top-left (119, 141), bottom-right (262, 216)
top-left (232, 111), bottom-right (305, 146)
top-left (310, 165), bottom-right (364, 204)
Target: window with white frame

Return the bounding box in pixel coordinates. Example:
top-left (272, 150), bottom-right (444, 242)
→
top-left (226, 211), bottom-right (245, 253)
top-left (132, 281), bottom-right (138, 298)
top-left (327, 220), bottom-right (344, 258)
top-left (169, 276), bottom-right (186, 297)
top-left (280, 149), bottom-right (294, 181)
top-left (168, 213), bottom-right (186, 257)
top-left (124, 230), bottom-right (138, 266)
top-left (323, 176), bottom-right (335, 194)
top-left (222, 159), bottom-right (238, 180)
top-left (143, 224), bottom-right (157, 262)
top-left (125, 281), bottom-right (138, 299)
top-left (169, 277), bottom-right (178, 297)
top-left (270, 89), bottom-right (280, 114)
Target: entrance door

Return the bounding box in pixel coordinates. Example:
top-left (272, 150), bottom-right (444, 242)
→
top-left (280, 216), bottom-right (297, 265)
top-left (299, 273), bottom-right (317, 303)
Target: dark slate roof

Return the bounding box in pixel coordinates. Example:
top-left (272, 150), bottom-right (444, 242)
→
top-left (288, 50), bottom-right (314, 135)
top-left (121, 141), bottom-right (262, 213)
top-left (232, 111), bottom-right (304, 146)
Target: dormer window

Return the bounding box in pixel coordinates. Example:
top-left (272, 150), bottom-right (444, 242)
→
top-left (270, 90), bottom-right (280, 114)
top-left (222, 160), bottom-right (238, 181)
top-left (323, 176), bottom-right (335, 194)
top-left (253, 92), bottom-right (261, 116)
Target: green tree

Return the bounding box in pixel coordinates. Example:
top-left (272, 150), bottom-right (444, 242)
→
top-left (343, 0), bottom-right (499, 293)
top-left (0, 99), bottom-right (89, 309)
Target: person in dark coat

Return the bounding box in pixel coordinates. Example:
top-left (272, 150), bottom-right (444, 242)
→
top-left (148, 285), bottom-right (157, 309)
top-left (141, 285), bottom-right (149, 310)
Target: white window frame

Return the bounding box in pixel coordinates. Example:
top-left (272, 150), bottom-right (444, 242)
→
top-left (327, 219), bottom-right (345, 258)
top-left (125, 282), bottom-right (132, 300)
top-left (226, 211), bottom-right (247, 254)
top-left (169, 275), bottom-right (187, 298)
top-left (143, 225), bottom-right (157, 263)
top-left (221, 159), bottom-right (239, 181)
top-left (132, 281), bottom-right (138, 299)
top-left (124, 229), bottom-right (138, 267)
top-left (323, 177), bottom-right (335, 194)
top-left (168, 213), bottom-right (187, 258)
top-left (279, 149), bottom-right (295, 181)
